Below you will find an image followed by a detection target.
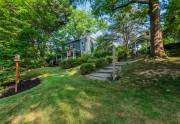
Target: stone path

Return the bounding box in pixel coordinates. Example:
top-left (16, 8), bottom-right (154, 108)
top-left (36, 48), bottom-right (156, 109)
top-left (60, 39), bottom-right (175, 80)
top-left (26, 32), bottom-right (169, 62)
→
top-left (86, 61), bottom-right (132, 81)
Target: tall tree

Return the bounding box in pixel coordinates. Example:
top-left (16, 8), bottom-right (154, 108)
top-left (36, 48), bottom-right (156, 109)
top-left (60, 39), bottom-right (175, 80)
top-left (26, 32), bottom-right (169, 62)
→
top-left (48, 9), bottom-right (107, 54)
top-left (149, 0), bottom-right (166, 58)
top-left (61, 9), bottom-right (107, 40)
top-left (73, 0), bottom-right (167, 58)
top-left (111, 5), bottom-right (148, 50)
top-left (0, 0), bottom-right (72, 68)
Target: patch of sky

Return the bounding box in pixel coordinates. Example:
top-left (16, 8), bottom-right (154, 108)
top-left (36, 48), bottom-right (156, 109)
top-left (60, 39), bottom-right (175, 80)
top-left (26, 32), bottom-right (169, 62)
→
top-left (76, 1), bottom-right (91, 11)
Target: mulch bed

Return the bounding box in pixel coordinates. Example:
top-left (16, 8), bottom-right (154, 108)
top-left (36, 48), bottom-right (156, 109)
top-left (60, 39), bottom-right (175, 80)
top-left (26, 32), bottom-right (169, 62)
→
top-left (0, 78), bottom-right (40, 99)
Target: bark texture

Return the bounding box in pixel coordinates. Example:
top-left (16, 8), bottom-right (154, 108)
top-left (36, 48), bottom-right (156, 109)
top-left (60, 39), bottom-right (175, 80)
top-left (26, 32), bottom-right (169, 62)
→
top-left (149, 0), bottom-right (167, 58)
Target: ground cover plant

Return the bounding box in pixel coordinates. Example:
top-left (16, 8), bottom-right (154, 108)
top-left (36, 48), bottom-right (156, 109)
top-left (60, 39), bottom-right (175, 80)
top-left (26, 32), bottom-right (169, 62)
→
top-left (0, 57), bottom-right (179, 124)
top-left (0, 0), bottom-right (180, 124)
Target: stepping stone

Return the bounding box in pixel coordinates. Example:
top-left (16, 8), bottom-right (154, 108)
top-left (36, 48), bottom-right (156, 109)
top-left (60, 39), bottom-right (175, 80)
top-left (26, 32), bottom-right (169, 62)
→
top-left (86, 75), bottom-right (108, 81)
top-left (110, 63), bottom-right (125, 66)
top-left (104, 66), bottom-right (120, 69)
top-left (97, 69), bottom-right (113, 73)
top-left (89, 72), bottom-right (111, 78)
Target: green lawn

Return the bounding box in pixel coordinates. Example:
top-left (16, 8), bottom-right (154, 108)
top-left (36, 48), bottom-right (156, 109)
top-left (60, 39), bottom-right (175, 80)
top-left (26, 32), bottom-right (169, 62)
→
top-left (0, 57), bottom-right (180, 124)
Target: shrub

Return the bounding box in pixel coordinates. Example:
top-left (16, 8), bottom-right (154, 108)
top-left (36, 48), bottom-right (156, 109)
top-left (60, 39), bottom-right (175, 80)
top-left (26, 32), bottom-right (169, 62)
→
top-left (95, 58), bottom-right (108, 68)
top-left (93, 50), bottom-right (111, 58)
top-left (0, 69), bottom-right (15, 86)
top-left (60, 54), bottom-right (93, 69)
top-left (87, 58), bottom-right (97, 63)
top-left (21, 68), bottom-right (46, 80)
top-left (60, 58), bottom-right (77, 69)
top-left (22, 58), bottom-right (47, 69)
top-left (105, 56), bottom-right (113, 64)
top-left (78, 54), bottom-right (93, 63)
top-left (116, 46), bottom-right (130, 61)
top-left (0, 67), bottom-right (46, 87)
top-left (80, 63), bottom-right (95, 75)
top-left (164, 42), bottom-right (180, 56)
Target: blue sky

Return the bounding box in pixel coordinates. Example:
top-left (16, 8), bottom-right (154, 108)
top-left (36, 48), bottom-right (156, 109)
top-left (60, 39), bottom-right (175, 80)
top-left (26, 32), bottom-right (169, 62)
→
top-left (77, 2), bottom-right (104, 38)
top-left (77, 1), bottom-right (91, 11)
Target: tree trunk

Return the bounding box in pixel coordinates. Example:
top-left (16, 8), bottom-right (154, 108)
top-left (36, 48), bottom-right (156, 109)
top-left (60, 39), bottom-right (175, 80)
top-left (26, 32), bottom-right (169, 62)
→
top-left (149, 0), bottom-right (167, 58)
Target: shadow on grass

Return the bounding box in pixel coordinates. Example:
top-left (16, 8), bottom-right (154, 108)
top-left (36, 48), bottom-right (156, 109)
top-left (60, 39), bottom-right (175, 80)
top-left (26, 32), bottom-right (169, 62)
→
top-left (0, 66), bottom-right (179, 124)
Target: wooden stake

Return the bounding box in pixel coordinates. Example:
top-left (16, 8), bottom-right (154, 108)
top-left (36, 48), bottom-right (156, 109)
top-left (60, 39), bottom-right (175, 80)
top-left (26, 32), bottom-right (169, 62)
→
top-left (15, 62), bottom-right (19, 93)
top-left (73, 49), bottom-right (75, 59)
top-left (112, 45), bottom-right (116, 80)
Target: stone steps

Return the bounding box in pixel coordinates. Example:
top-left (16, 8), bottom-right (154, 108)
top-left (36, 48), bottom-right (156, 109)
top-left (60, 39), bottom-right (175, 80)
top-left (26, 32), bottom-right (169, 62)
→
top-left (96, 69), bottom-right (113, 73)
top-left (86, 61), bottom-right (134, 81)
top-left (86, 75), bottom-right (109, 81)
top-left (89, 72), bottom-right (111, 78)
top-left (104, 66), bottom-right (121, 70)
top-left (86, 64), bottom-right (121, 81)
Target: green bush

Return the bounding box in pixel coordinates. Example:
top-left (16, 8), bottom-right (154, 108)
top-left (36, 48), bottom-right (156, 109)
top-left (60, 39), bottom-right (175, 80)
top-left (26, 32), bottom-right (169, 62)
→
top-left (116, 46), bottom-right (130, 61)
top-left (60, 58), bottom-right (78, 69)
top-left (165, 42), bottom-right (180, 56)
top-left (95, 58), bottom-right (108, 68)
top-left (78, 54), bottom-right (93, 63)
top-left (93, 50), bottom-right (111, 58)
top-left (0, 67), bottom-right (46, 87)
top-left (0, 69), bottom-right (15, 86)
top-left (60, 54), bottom-right (111, 70)
top-left (87, 58), bottom-right (97, 63)
top-left (60, 54), bottom-right (93, 69)
top-left (105, 56), bottom-right (113, 64)
top-left (21, 68), bottom-right (46, 80)
top-left (80, 63), bottom-right (95, 75)
top-left (22, 58), bottom-right (47, 69)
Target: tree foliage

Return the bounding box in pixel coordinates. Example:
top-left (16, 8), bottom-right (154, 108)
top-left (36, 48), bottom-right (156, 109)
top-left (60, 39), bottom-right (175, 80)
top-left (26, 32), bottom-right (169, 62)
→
top-left (164, 0), bottom-right (180, 40)
top-left (73, 0), bottom-right (169, 58)
top-left (48, 9), bottom-right (107, 56)
top-left (0, 0), bottom-right (72, 69)
top-left (111, 5), bottom-right (148, 48)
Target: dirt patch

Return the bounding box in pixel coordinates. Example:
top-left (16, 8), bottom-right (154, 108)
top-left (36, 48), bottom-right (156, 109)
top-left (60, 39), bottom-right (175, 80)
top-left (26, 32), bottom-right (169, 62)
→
top-left (138, 69), bottom-right (180, 78)
top-left (0, 78), bottom-right (40, 99)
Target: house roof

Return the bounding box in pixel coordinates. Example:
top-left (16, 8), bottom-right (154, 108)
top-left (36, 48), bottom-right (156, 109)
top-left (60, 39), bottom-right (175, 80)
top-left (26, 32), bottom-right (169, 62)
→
top-left (64, 36), bottom-right (96, 46)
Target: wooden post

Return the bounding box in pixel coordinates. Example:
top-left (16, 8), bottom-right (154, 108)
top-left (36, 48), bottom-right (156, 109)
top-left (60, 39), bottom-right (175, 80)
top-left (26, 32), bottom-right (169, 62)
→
top-left (66, 51), bottom-right (68, 60)
top-left (73, 49), bottom-right (76, 59)
top-left (15, 62), bottom-right (19, 93)
top-left (134, 41), bottom-right (137, 55)
top-left (112, 45), bottom-right (116, 80)
top-left (14, 54), bottom-right (20, 93)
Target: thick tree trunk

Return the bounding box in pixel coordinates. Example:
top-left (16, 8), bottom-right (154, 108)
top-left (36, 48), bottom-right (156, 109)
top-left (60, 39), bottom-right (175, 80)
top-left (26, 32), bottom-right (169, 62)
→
top-left (149, 0), bottom-right (167, 58)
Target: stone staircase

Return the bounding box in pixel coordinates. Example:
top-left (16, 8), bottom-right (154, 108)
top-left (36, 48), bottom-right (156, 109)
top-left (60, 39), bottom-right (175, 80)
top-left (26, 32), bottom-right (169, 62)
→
top-left (86, 62), bottom-right (126, 81)
top-left (86, 61), bottom-right (134, 81)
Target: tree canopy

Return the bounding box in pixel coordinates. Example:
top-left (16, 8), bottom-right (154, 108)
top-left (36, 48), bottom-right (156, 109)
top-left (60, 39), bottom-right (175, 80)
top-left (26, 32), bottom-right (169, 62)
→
top-left (0, 0), bottom-right (179, 70)
top-left (165, 0), bottom-right (180, 40)
top-left (0, 0), bottom-right (72, 68)
top-left (47, 9), bottom-right (107, 58)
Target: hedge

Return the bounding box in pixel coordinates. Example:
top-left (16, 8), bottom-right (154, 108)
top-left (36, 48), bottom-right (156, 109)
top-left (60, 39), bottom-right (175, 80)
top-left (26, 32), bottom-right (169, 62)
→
top-left (60, 58), bottom-right (78, 69)
top-left (105, 56), bottom-right (113, 64)
top-left (80, 63), bottom-right (95, 75)
top-left (60, 54), bottom-right (93, 69)
top-left (95, 58), bottom-right (108, 68)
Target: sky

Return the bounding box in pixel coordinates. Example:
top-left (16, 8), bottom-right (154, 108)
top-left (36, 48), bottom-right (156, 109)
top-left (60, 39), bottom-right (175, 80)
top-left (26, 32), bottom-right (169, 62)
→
top-left (77, 2), bottom-right (104, 38)
top-left (77, 1), bottom-right (91, 11)
top-left (76, 0), bottom-right (164, 39)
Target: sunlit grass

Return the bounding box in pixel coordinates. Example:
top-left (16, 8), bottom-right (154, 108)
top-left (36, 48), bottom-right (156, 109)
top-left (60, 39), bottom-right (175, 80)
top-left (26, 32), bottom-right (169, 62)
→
top-left (0, 57), bottom-right (179, 124)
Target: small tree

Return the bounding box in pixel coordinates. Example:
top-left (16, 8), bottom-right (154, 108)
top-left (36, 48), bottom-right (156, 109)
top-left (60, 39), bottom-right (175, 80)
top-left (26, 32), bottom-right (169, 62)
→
top-left (73, 0), bottom-right (167, 58)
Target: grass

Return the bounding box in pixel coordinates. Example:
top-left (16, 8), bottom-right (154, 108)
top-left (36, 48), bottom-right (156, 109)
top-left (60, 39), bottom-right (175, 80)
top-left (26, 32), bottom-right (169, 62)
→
top-left (0, 57), bottom-right (180, 124)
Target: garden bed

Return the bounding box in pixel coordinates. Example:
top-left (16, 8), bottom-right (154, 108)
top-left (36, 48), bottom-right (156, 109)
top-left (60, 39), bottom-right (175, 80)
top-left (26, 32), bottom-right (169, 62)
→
top-left (0, 78), bottom-right (40, 99)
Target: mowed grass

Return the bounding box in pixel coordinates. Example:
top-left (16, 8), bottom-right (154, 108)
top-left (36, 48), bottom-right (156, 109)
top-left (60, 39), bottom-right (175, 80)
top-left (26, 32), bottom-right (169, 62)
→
top-left (0, 57), bottom-right (180, 124)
